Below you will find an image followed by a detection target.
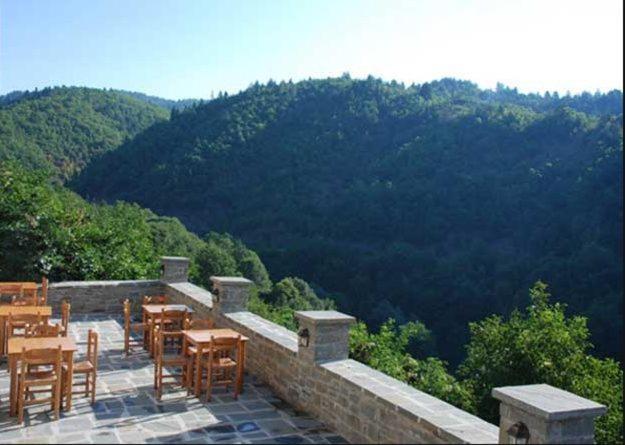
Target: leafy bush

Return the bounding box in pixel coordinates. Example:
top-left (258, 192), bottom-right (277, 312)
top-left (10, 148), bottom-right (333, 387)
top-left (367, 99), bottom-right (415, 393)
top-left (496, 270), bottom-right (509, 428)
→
top-left (458, 281), bottom-right (623, 444)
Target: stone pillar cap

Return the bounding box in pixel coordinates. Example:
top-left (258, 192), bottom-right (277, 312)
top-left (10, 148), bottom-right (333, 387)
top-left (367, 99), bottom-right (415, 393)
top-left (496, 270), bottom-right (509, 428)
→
top-left (295, 310), bottom-right (356, 325)
top-left (210, 276), bottom-right (253, 286)
top-left (492, 384), bottom-right (607, 421)
top-left (161, 256), bottom-right (190, 262)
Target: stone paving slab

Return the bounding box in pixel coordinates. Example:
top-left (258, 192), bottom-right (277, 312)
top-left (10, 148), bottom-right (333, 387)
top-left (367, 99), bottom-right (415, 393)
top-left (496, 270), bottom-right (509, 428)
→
top-left (0, 315), bottom-right (345, 444)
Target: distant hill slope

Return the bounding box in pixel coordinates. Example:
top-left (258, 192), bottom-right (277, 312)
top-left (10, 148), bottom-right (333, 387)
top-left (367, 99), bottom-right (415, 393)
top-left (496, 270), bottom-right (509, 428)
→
top-left (73, 77), bottom-right (623, 364)
top-left (0, 87), bottom-right (169, 180)
top-left (111, 90), bottom-right (200, 110)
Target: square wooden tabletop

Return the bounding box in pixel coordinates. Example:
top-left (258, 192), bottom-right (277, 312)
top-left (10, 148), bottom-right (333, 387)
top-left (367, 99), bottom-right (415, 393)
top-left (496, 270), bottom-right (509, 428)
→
top-left (7, 336), bottom-right (77, 355)
top-left (0, 305), bottom-right (52, 316)
top-left (182, 328), bottom-right (249, 343)
top-left (142, 304), bottom-right (195, 314)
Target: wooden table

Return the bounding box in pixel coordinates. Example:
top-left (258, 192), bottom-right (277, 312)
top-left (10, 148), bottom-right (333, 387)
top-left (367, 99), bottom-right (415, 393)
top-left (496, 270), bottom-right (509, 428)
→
top-left (142, 304), bottom-right (194, 357)
top-left (0, 305), bottom-right (52, 357)
top-left (182, 328), bottom-right (249, 397)
top-left (7, 336), bottom-right (77, 416)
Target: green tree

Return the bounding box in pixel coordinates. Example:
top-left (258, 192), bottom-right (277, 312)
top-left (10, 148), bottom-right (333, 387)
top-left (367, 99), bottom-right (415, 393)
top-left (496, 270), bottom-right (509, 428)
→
top-left (458, 281), bottom-right (622, 444)
top-left (350, 319), bottom-right (475, 412)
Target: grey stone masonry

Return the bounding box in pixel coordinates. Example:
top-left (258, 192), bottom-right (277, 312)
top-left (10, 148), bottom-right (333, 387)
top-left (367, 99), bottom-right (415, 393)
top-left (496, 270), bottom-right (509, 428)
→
top-left (166, 282), bottom-right (213, 318)
top-left (160, 256), bottom-right (190, 283)
top-left (210, 276), bottom-right (253, 313)
top-left (47, 280), bottom-right (164, 315)
top-left (294, 310), bottom-right (355, 363)
top-left (493, 384), bottom-right (607, 444)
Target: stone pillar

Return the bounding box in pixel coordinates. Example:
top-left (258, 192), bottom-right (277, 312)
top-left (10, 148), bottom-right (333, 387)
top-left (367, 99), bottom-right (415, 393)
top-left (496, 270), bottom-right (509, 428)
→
top-left (210, 276), bottom-right (253, 313)
top-left (160, 257), bottom-right (190, 283)
top-left (294, 310), bottom-right (355, 364)
top-left (492, 384), bottom-right (606, 444)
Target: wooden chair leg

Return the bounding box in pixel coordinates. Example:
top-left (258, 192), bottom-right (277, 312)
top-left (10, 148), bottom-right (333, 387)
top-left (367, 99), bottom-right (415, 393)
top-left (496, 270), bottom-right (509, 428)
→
top-left (204, 363), bottom-right (212, 403)
top-left (186, 356), bottom-right (194, 394)
top-left (54, 378), bottom-right (61, 420)
top-left (157, 365), bottom-right (163, 401)
top-left (85, 374), bottom-right (90, 397)
top-left (17, 379), bottom-right (24, 424)
top-left (91, 371), bottom-right (96, 405)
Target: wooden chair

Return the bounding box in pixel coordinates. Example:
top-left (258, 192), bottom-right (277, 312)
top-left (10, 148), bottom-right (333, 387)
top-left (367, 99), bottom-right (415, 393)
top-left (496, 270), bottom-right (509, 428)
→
top-left (39, 276), bottom-right (49, 306)
top-left (25, 321), bottom-right (61, 338)
top-left (123, 299), bottom-right (146, 355)
top-left (153, 327), bottom-right (188, 401)
top-left (199, 335), bottom-right (242, 402)
top-left (183, 318), bottom-right (214, 391)
top-left (63, 329), bottom-right (98, 405)
top-left (60, 300), bottom-right (71, 337)
top-left (143, 295), bottom-right (168, 305)
top-left (16, 345), bottom-right (63, 424)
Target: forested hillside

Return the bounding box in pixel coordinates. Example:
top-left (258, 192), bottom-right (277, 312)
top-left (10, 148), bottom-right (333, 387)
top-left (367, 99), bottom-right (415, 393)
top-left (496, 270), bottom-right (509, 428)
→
top-left (0, 87), bottom-right (168, 180)
top-left (73, 77), bottom-right (623, 366)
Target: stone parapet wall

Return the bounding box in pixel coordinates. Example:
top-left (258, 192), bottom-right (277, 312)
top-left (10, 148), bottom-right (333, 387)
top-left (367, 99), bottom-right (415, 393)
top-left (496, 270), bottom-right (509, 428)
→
top-left (47, 280), bottom-right (164, 315)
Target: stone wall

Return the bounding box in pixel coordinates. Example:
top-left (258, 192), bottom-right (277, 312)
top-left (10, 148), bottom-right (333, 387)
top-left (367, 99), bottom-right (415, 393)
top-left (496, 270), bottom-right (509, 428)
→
top-left (48, 280), bottom-right (164, 315)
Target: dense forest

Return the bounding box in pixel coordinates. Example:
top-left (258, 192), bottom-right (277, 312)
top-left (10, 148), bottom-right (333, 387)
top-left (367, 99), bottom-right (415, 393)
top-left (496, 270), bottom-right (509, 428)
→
top-left (1, 161), bottom-right (621, 443)
top-left (0, 87), bottom-right (168, 180)
top-left (72, 76), bottom-right (623, 367)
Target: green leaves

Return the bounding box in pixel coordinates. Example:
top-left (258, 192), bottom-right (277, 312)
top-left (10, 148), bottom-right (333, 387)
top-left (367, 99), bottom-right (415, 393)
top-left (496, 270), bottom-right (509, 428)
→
top-left (458, 281), bottom-right (623, 444)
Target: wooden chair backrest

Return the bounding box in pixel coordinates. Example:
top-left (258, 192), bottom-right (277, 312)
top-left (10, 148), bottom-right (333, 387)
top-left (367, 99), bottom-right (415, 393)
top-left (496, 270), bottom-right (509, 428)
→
top-left (143, 295), bottom-right (168, 305)
top-left (183, 318), bottom-right (214, 330)
top-left (0, 284), bottom-right (23, 297)
top-left (157, 308), bottom-right (187, 330)
top-left (40, 276), bottom-right (49, 305)
top-left (20, 345), bottom-right (62, 369)
top-left (8, 312), bottom-right (43, 332)
top-left (201, 335), bottom-right (241, 357)
top-left (123, 299), bottom-right (131, 328)
top-left (25, 321), bottom-right (61, 338)
top-left (87, 329), bottom-right (99, 367)
top-left (61, 300), bottom-right (71, 326)
top-left (154, 327), bottom-right (184, 360)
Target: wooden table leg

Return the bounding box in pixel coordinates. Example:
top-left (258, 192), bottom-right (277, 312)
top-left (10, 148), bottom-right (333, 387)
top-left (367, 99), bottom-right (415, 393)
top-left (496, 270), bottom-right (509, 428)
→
top-left (9, 354), bottom-right (17, 416)
top-left (194, 343), bottom-right (203, 397)
top-left (237, 342), bottom-right (245, 394)
top-left (142, 310), bottom-right (149, 350)
top-left (0, 316), bottom-right (6, 359)
top-left (64, 351), bottom-right (74, 411)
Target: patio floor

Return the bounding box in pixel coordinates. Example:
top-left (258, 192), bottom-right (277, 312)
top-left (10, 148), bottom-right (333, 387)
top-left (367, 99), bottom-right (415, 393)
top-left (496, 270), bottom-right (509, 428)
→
top-left (0, 315), bottom-right (346, 444)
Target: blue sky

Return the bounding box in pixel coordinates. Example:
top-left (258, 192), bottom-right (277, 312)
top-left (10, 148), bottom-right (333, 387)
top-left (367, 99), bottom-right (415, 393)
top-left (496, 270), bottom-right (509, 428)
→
top-left (1, 0), bottom-right (622, 99)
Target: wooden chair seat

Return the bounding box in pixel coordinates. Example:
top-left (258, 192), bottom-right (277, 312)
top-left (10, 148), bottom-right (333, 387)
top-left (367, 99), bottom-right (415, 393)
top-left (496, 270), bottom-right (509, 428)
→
top-left (161, 353), bottom-right (188, 366)
top-left (204, 356), bottom-right (237, 368)
top-left (63, 361), bottom-right (94, 373)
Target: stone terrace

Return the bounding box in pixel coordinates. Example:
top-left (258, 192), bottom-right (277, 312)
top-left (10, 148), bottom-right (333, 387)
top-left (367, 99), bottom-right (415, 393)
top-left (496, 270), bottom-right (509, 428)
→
top-left (0, 315), bottom-right (346, 444)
